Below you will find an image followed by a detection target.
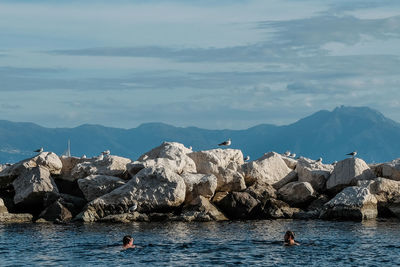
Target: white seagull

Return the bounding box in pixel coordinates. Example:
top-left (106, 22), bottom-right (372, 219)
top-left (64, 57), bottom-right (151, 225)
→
top-left (129, 203), bottom-right (138, 212)
top-left (290, 153), bottom-right (296, 158)
top-left (244, 155), bottom-right (250, 161)
top-left (102, 150), bottom-right (111, 156)
top-left (346, 151), bottom-right (357, 158)
top-left (284, 151), bottom-right (291, 157)
top-left (81, 155), bottom-right (87, 159)
top-left (316, 157), bottom-right (322, 163)
top-left (34, 147), bottom-right (43, 153)
top-left (218, 138), bottom-right (231, 146)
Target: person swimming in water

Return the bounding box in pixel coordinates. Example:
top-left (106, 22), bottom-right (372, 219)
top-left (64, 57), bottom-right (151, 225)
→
top-left (122, 235), bottom-right (136, 249)
top-left (284, 231), bottom-right (299, 246)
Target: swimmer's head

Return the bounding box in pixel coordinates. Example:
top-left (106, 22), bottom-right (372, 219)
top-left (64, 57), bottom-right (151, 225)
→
top-left (123, 235), bottom-right (133, 246)
top-left (284, 231), bottom-right (295, 242)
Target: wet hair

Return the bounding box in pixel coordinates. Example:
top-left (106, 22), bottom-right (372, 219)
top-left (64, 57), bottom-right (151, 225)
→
top-left (123, 235), bottom-right (133, 246)
top-left (284, 231), bottom-right (295, 242)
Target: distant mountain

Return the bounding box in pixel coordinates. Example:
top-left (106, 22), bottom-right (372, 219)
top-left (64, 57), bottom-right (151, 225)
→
top-left (1, 106), bottom-right (399, 164)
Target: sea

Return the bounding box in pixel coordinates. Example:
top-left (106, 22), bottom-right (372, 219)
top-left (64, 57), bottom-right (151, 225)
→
top-left (1, 219), bottom-right (399, 266)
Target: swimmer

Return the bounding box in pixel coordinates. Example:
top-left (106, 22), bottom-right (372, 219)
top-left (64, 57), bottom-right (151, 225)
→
top-left (284, 231), bottom-right (299, 246)
top-left (122, 235), bottom-right (136, 249)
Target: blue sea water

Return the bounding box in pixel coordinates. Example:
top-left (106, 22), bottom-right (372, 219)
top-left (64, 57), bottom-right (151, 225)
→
top-left (1, 219), bottom-right (400, 266)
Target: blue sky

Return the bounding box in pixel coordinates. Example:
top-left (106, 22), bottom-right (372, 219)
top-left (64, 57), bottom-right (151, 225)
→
top-left (1, 0), bottom-right (400, 129)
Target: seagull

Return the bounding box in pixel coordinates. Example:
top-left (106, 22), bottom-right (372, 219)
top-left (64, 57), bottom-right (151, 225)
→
top-left (102, 150), bottom-right (110, 156)
top-left (332, 160), bottom-right (338, 165)
top-left (218, 138), bottom-right (231, 146)
top-left (81, 155), bottom-right (87, 159)
top-left (346, 151), bottom-right (357, 158)
top-left (316, 157), bottom-right (322, 163)
top-left (244, 155), bottom-right (250, 161)
top-left (290, 153), bottom-right (296, 158)
top-left (34, 147), bottom-right (43, 153)
top-left (189, 146), bottom-right (193, 150)
top-left (284, 151), bottom-right (291, 157)
top-left (129, 203), bottom-right (138, 212)
top-left (142, 155), bottom-right (149, 161)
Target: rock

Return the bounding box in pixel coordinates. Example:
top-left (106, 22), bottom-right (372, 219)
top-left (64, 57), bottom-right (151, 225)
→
top-left (214, 192), bottom-right (258, 219)
top-left (77, 166), bottom-right (186, 222)
top-left (180, 196), bottom-right (228, 222)
top-left (326, 158), bottom-right (376, 192)
top-left (245, 181), bottom-right (277, 201)
top-left (278, 182), bottom-right (315, 207)
top-left (360, 178), bottom-right (400, 218)
top-left (59, 156), bottom-right (86, 180)
top-left (212, 192), bottom-right (229, 203)
top-left (307, 194), bottom-right (330, 211)
top-left (77, 175), bottom-right (126, 202)
top-left (0, 152), bottom-right (62, 187)
top-left (381, 159), bottom-right (400, 181)
top-left (148, 213), bottom-right (175, 222)
top-left (99, 212), bottom-right (149, 223)
top-left (38, 200), bottom-right (73, 222)
top-left (258, 198), bottom-right (301, 219)
top-left (281, 156), bottom-right (298, 170)
top-left (188, 149), bottom-right (246, 192)
top-left (242, 152), bottom-right (292, 187)
top-left (0, 198), bottom-right (8, 213)
top-left (296, 158), bottom-right (333, 192)
top-left (272, 171), bottom-right (298, 190)
top-left (0, 213), bottom-right (33, 223)
top-left (321, 186), bottom-right (378, 221)
top-left (136, 142), bottom-right (196, 174)
top-left (69, 155), bottom-right (132, 181)
top-left (12, 166), bottom-right (59, 209)
top-left (128, 158), bottom-right (196, 177)
top-left (181, 173), bottom-right (217, 204)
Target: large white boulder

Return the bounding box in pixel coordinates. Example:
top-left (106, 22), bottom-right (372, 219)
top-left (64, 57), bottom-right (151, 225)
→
top-left (77, 166), bottom-right (186, 222)
top-left (242, 152), bottom-right (292, 186)
top-left (69, 155), bottom-right (132, 181)
top-left (381, 159), bottom-right (400, 181)
top-left (326, 158), bottom-right (376, 192)
top-left (0, 152), bottom-right (62, 187)
top-left (77, 175), bottom-right (126, 202)
top-left (296, 157), bottom-right (334, 192)
top-left (136, 142), bottom-right (196, 174)
top-left (181, 173), bottom-right (217, 204)
top-left (281, 156), bottom-right (298, 170)
top-left (278, 181), bottom-right (315, 206)
top-left (321, 186), bottom-right (378, 220)
top-left (12, 166), bottom-right (59, 206)
top-left (188, 149), bottom-right (246, 192)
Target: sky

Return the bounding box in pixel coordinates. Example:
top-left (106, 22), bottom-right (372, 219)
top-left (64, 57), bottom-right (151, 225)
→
top-left (0, 0), bottom-right (400, 129)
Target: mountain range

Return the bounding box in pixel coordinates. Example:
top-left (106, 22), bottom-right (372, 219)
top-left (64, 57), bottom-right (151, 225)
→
top-left (1, 106), bottom-right (399, 164)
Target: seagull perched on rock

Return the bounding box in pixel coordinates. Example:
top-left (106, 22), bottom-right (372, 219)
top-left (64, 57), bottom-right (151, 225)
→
top-left (284, 151), bottom-right (291, 157)
top-left (189, 146), bottom-right (193, 150)
top-left (81, 155), bottom-right (87, 159)
top-left (129, 203), bottom-right (138, 212)
top-left (142, 155), bottom-right (149, 161)
top-left (316, 157), bottom-right (322, 163)
top-left (332, 160), bottom-right (338, 165)
top-left (218, 138), bottom-right (231, 147)
top-left (102, 150), bottom-right (110, 156)
top-left (290, 153), bottom-right (296, 158)
top-left (34, 147), bottom-right (43, 153)
top-left (346, 151), bottom-right (357, 158)
top-left (244, 155), bottom-right (250, 161)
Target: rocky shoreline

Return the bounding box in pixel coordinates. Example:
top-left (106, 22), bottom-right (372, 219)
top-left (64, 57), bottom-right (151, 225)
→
top-left (1, 142), bottom-right (400, 224)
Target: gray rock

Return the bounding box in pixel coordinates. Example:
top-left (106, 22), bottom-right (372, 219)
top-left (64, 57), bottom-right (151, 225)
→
top-left (59, 156), bottom-right (86, 180)
top-left (0, 198), bottom-right (8, 213)
top-left (381, 159), bottom-right (400, 181)
top-left (180, 196), bottom-right (228, 222)
top-left (296, 157), bottom-right (333, 192)
top-left (326, 158), bottom-right (376, 192)
top-left (69, 155), bottom-right (132, 181)
top-left (77, 166), bottom-right (186, 222)
top-left (188, 149), bottom-right (246, 192)
top-left (278, 181), bottom-right (315, 207)
top-left (99, 212), bottom-right (149, 223)
top-left (245, 181), bottom-right (277, 201)
top-left (272, 170), bottom-right (298, 190)
top-left (77, 174), bottom-right (126, 202)
top-left (180, 173), bottom-right (217, 204)
top-left (0, 213), bottom-right (33, 223)
top-left (321, 186), bottom-right (377, 221)
top-left (242, 152), bottom-right (292, 187)
top-left (258, 198), bottom-right (301, 219)
top-left (214, 191), bottom-right (259, 219)
top-left (12, 166), bottom-right (59, 207)
top-left (38, 200), bottom-right (73, 222)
